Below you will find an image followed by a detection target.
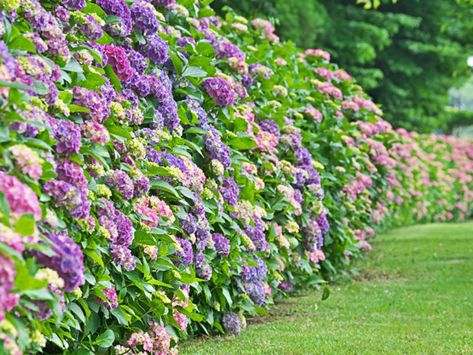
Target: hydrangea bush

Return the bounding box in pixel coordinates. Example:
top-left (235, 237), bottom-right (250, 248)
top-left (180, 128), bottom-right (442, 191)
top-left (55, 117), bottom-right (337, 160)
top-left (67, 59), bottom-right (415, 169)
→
top-left (0, 0), bottom-right (471, 353)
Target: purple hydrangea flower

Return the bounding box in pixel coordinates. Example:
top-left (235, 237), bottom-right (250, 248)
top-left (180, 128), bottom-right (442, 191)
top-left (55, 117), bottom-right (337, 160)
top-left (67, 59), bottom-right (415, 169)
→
top-left (179, 213), bottom-right (197, 235)
top-left (222, 312), bottom-right (241, 335)
top-left (56, 159), bottom-right (88, 189)
top-left (110, 244), bottom-right (136, 271)
top-left (196, 258), bottom-right (212, 281)
top-left (202, 78), bottom-right (235, 106)
top-left (44, 180), bottom-right (90, 219)
top-left (219, 177), bottom-right (240, 206)
top-left (33, 230), bottom-right (85, 291)
top-left (73, 86), bottom-right (110, 122)
top-left (96, 0), bottom-right (132, 37)
top-left (278, 280), bottom-right (293, 292)
top-left (186, 98), bottom-right (208, 125)
top-left (212, 233), bottom-right (230, 257)
top-left (106, 170), bottom-right (135, 200)
top-left (260, 120), bottom-right (280, 137)
top-left (316, 212), bottom-right (330, 235)
top-left (98, 199), bottom-right (134, 247)
top-left (245, 216), bottom-right (269, 252)
top-left (214, 40), bottom-right (245, 61)
top-left (204, 126), bottom-right (232, 168)
top-left (157, 98), bottom-right (180, 131)
top-left (50, 119), bottom-right (82, 156)
top-left (177, 37), bottom-right (196, 47)
top-left (125, 47), bottom-right (148, 74)
top-left (63, 0), bottom-right (86, 10)
top-left (174, 238), bottom-right (193, 267)
top-left (303, 218), bottom-right (323, 252)
top-left (79, 15), bottom-right (103, 40)
top-left (153, 0), bottom-right (176, 7)
top-left (141, 33), bottom-right (170, 65)
top-left (131, 0), bottom-right (160, 33)
top-left (134, 174), bottom-right (150, 198)
top-left (243, 281), bottom-right (265, 305)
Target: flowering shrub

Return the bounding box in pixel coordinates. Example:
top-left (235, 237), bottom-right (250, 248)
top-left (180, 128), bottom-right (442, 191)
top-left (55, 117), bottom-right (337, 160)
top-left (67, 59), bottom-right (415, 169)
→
top-left (0, 0), bottom-right (472, 353)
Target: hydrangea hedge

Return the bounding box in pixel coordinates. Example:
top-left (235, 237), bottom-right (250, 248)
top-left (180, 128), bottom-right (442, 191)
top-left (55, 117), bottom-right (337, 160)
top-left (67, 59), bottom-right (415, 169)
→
top-left (0, 0), bottom-right (472, 353)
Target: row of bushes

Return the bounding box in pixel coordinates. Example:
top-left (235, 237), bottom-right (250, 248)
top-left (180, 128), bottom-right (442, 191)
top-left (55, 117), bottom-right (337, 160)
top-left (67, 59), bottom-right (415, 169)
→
top-left (0, 0), bottom-right (472, 353)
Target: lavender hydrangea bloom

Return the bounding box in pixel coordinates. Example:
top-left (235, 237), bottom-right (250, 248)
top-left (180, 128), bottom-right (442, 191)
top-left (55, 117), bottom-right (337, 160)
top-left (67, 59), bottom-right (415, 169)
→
top-left (33, 231), bottom-right (85, 291)
top-left (303, 218), bottom-right (323, 252)
top-left (278, 280), bottom-right (293, 292)
top-left (56, 159), bottom-right (87, 189)
top-left (63, 0), bottom-right (86, 10)
top-left (96, 0), bottom-right (132, 37)
top-left (316, 212), bottom-right (330, 235)
top-left (44, 180), bottom-right (90, 219)
top-left (219, 177), bottom-right (240, 206)
top-left (79, 15), bottom-right (103, 40)
top-left (204, 126), bottom-right (232, 168)
top-left (241, 73), bottom-right (253, 87)
top-left (134, 174), bottom-right (150, 198)
top-left (222, 313), bottom-right (241, 335)
top-left (246, 216), bottom-right (269, 252)
top-left (196, 258), bottom-right (212, 281)
top-left (98, 199), bottom-right (134, 247)
top-left (110, 245), bottom-right (136, 271)
top-left (157, 98), bottom-right (180, 131)
top-left (50, 119), bottom-right (82, 156)
top-left (186, 98), bottom-right (208, 125)
top-left (174, 238), bottom-right (193, 267)
top-left (141, 33), bottom-right (170, 65)
top-left (72, 86), bottom-right (110, 122)
top-left (125, 47), bottom-right (148, 74)
top-left (212, 233), bottom-right (230, 257)
top-left (106, 170), bottom-right (135, 200)
top-left (241, 258), bottom-right (267, 282)
top-left (214, 40), bottom-right (245, 61)
top-left (131, 0), bottom-right (160, 33)
top-left (177, 37), bottom-right (196, 47)
top-left (260, 120), bottom-right (280, 137)
top-left (243, 281), bottom-right (265, 305)
top-left (180, 213), bottom-right (197, 235)
top-left (153, 0), bottom-right (176, 6)
top-left (202, 78), bottom-right (235, 106)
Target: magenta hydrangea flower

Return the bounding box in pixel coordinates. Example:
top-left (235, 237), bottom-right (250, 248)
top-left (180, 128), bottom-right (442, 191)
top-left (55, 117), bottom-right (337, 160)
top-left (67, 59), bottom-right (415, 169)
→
top-left (101, 288), bottom-right (119, 310)
top-left (33, 230), bottom-right (85, 291)
top-left (202, 77), bottom-right (235, 106)
top-left (103, 45), bottom-right (135, 81)
top-left (0, 172), bottom-right (41, 220)
top-left (0, 255), bottom-right (19, 322)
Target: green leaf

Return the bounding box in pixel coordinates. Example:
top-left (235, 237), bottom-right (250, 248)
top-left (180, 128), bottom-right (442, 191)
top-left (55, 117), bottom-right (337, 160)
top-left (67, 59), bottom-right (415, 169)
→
top-left (104, 64), bottom-right (122, 92)
top-left (321, 286), bottom-right (330, 301)
top-left (182, 65), bottom-right (208, 78)
top-left (14, 214), bottom-right (35, 236)
top-left (228, 134), bottom-right (257, 150)
top-left (150, 180), bottom-right (180, 199)
top-left (94, 329), bottom-right (115, 348)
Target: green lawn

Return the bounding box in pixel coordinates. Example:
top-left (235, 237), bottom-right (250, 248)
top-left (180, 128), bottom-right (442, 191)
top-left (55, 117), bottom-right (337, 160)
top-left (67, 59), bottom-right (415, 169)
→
top-left (182, 222), bottom-right (473, 354)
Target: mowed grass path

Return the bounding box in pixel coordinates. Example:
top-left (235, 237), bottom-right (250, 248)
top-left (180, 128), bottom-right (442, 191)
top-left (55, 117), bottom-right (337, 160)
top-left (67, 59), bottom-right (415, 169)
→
top-left (182, 222), bottom-right (473, 354)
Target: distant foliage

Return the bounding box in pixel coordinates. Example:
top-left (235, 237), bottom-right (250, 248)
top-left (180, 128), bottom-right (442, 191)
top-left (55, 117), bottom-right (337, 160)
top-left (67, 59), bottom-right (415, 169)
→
top-left (213, 0), bottom-right (473, 132)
